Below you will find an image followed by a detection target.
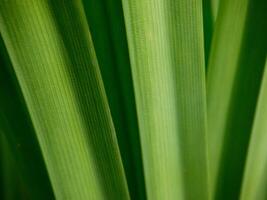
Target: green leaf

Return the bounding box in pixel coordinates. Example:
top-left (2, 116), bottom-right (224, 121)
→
top-left (121, 0), bottom-right (209, 199)
top-left (0, 35), bottom-right (54, 200)
top-left (81, 0), bottom-right (146, 198)
top-left (0, 134), bottom-right (24, 200)
top-left (241, 58), bottom-right (267, 200)
top-left (0, 0), bottom-right (129, 199)
top-left (207, 0), bottom-right (267, 198)
top-left (202, 0), bottom-right (219, 68)
top-left (210, 0), bottom-right (220, 22)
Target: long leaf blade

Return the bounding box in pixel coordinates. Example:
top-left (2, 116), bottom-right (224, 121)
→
top-left (0, 0), bottom-right (129, 199)
top-left (122, 0), bottom-right (209, 199)
top-left (241, 58), bottom-right (267, 200)
top-left (207, 0), bottom-right (267, 198)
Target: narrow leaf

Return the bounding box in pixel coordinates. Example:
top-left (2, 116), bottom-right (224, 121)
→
top-left (122, 0), bottom-right (209, 199)
top-left (0, 0), bottom-right (129, 199)
top-left (241, 58), bottom-right (267, 200)
top-left (0, 35), bottom-right (54, 200)
top-left (207, 0), bottom-right (267, 198)
top-left (82, 0), bottom-right (146, 198)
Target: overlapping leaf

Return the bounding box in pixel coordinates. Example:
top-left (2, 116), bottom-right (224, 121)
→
top-left (0, 0), bottom-right (129, 199)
